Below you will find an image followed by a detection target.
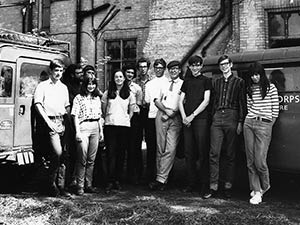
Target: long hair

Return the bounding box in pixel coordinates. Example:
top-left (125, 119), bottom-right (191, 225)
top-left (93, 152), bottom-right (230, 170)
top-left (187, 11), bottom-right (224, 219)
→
top-left (107, 69), bottom-right (130, 100)
top-left (79, 76), bottom-right (98, 98)
top-left (246, 62), bottom-right (270, 99)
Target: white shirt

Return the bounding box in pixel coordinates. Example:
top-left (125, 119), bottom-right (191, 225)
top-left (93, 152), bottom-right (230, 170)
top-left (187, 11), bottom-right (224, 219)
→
top-left (34, 79), bottom-right (69, 116)
top-left (160, 77), bottom-right (183, 111)
top-left (102, 91), bottom-right (135, 127)
top-left (145, 76), bottom-right (168, 118)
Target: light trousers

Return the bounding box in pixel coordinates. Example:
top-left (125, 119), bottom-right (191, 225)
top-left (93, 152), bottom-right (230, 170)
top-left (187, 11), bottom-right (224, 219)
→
top-left (75, 121), bottom-right (99, 188)
top-left (243, 117), bottom-right (273, 192)
top-left (155, 111), bottom-right (182, 184)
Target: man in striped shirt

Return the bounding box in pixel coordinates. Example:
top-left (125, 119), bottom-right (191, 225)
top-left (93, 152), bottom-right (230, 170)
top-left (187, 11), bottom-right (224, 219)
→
top-left (204, 55), bottom-right (246, 199)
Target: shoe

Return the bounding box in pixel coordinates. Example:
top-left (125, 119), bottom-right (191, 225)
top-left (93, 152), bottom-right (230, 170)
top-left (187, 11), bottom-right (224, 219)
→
top-left (249, 192), bottom-right (262, 205)
top-left (59, 189), bottom-right (72, 198)
top-left (250, 190), bottom-right (255, 197)
top-left (202, 189), bottom-right (217, 199)
top-left (76, 188), bottom-right (84, 196)
top-left (223, 188), bottom-right (232, 199)
top-left (48, 183), bottom-right (60, 197)
top-left (105, 183), bottom-right (114, 194)
top-left (182, 185), bottom-right (194, 193)
top-left (149, 181), bottom-right (166, 191)
top-left (114, 181), bottom-right (122, 190)
top-left (85, 186), bottom-right (97, 193)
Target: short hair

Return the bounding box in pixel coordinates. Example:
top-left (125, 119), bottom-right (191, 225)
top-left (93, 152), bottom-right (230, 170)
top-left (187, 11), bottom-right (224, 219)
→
top-left (188, 55), bottom-right (203, 66)
top-left (123, 62), bottom-right (136, 72)
top-left (83, 65), bottom-right (96, 74)
top-left (217, 54), bottom-right (232, 65)
top-left (137, 57), bottom-right (151, 69)
top-left (153, 58), bottom-right (166, 69)
top-left (49, 58), bottom-right (65, 70)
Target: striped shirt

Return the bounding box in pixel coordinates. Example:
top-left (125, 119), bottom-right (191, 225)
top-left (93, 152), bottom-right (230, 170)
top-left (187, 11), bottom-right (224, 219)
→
top-left (246, 83), bottom-right (279, 120)
top-left (212, 74), bottom-right (246, 122)
top-left (133, 75), bottom-right (151, 107)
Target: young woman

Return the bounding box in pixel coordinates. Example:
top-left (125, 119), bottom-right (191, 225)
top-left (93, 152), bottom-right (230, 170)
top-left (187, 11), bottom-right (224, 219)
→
top-left (102, 70), bottom-right (135, 193)
top-left (72, 76), bottom-right (103, 195)
top-left (243, 62), bottom-right (279, 205)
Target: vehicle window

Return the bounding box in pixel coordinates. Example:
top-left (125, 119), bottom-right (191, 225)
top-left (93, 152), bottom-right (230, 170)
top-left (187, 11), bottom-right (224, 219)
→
top-left (265, 66), bottom-right (300, 92)
top-left (0, 65), bottom-right (13, 97)
top-left (19, 63), bottom-right (49, 97)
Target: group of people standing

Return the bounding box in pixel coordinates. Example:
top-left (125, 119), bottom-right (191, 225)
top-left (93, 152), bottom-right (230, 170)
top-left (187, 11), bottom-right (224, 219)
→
top-left (33, 53), bottom-right (279, 205)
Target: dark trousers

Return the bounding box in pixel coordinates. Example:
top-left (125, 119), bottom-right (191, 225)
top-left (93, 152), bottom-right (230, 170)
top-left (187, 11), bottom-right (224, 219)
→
top-left (184, 119), bottom-right (210, 187)
top-left (104, 125), bottom-right (129, 183)
top-left (209, 109), bottom-right (238, 190)
top-left (134, 107), bottom-right (157, 182)
top-left (145, 118), bottom-right (157, 182)
top-left (127, 113), bottom-right (143, 182)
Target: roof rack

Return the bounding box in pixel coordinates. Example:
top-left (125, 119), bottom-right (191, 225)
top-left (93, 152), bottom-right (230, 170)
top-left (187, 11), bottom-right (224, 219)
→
top-left (0, 28), bottom-right (70, 54)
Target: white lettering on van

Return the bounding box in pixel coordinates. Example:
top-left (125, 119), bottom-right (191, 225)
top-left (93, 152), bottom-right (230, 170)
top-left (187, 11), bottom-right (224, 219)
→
top-left (279, 95), bottom-right (300, 103)
top-left (279, 105), bottom-right (288, 111)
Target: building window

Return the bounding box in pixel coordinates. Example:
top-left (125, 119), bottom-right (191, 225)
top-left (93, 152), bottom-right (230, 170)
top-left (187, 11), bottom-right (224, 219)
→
top-left (105, 39), bottom-right (137, 83)
top-left (41, 0), bottom-right (51, 32)
top-left (268, 10), bottom-right (300, 48)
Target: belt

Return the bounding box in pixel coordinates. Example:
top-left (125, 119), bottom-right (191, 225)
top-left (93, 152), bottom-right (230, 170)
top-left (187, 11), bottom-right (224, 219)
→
top-left (253, 117), bottom-right (272, 123)
top-left (82, 118), bottom-right (99, 123)
top-left (48, 115), bottom-right (64, 120)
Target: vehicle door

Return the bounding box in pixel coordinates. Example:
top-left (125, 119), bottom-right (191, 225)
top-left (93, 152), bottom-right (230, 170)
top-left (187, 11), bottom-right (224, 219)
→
top-left (0, 62), bottom-right (15, 149)
top-left (14, 58), bottom-right (50, 147)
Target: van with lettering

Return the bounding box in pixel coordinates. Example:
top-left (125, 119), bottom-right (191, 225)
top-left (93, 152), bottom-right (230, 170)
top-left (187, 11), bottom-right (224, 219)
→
top-left (0, 28), bottom-right (70, 166)
top-left (203, 46), bottom-right (300, 173)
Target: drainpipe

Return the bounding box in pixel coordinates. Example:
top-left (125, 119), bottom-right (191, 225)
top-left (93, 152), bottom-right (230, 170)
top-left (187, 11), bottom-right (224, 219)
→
top-left (201, 1), bottom-right (232, 56)
top-left (76, 0), bottom-right (82, 63)
top-left (181, 0), bottom-right (226, 65)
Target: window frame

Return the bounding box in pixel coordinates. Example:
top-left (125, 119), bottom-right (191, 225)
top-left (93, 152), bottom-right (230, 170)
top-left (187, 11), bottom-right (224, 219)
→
top-left (104, 38), bottom-right (137, 87)
top-left (267, 8), bottom-right (300, 48)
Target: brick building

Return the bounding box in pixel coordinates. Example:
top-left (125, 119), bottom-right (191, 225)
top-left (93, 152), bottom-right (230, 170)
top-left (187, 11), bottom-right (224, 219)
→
top-left (0, 0), bottom-right (299, 90)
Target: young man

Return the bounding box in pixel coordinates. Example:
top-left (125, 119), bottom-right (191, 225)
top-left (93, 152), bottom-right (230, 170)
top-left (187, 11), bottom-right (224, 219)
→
top-left (144, 58), bottom-right (168, 184)
top-left (204, 55), bottom-right (246, 199)
top-left (123, 63), bottom-right (142, 184)
top-left (178, 55), bottom-right (212, 196)
top-left (34, 59), bottom-right (71, 197)
top-left (133, 57), bottom-right (154, 183)
top-left (149, 60), bottom-right (183, 190)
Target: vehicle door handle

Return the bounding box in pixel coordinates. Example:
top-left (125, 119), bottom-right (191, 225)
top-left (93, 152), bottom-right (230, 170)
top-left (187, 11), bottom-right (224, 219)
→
top-left (19, 105), bottom-right (25, 115)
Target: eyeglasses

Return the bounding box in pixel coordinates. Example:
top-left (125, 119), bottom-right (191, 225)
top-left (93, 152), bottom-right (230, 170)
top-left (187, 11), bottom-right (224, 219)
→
top-left (139, 66), bottom-right (148, 69)
top-left (219, 62), bottom-right (230, 66)
top-left (126, 71), bottom-right (135, 74)
top-left (190, 63), bottom-right (202, 67)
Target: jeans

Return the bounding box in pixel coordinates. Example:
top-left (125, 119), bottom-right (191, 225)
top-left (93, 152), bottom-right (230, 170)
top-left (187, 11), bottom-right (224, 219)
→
top-left (209, 109), bottom-right (238, 190)
top-left (243, 117), bottom-right (273, 192)
top-left (75, 121), bottom-right (99, 189)
top-left (184, 118), bottom-right (210, 187)
top-left (155, 111), bottom-right (182, 183)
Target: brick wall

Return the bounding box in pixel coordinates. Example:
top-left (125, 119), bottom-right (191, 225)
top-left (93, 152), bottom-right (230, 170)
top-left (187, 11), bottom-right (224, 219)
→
top-left (144, 0), bottom-right (220, 63)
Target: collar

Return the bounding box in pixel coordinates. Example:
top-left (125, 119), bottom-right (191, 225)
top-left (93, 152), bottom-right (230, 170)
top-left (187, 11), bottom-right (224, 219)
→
top-left (223, 73), bottom-right (233, 82)
top-left (169, 77), bottom-right (180, 83)
top-left (137, 74), bottom-right (151, 83)
top-left (47, 78), bottom-right (62, 85)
